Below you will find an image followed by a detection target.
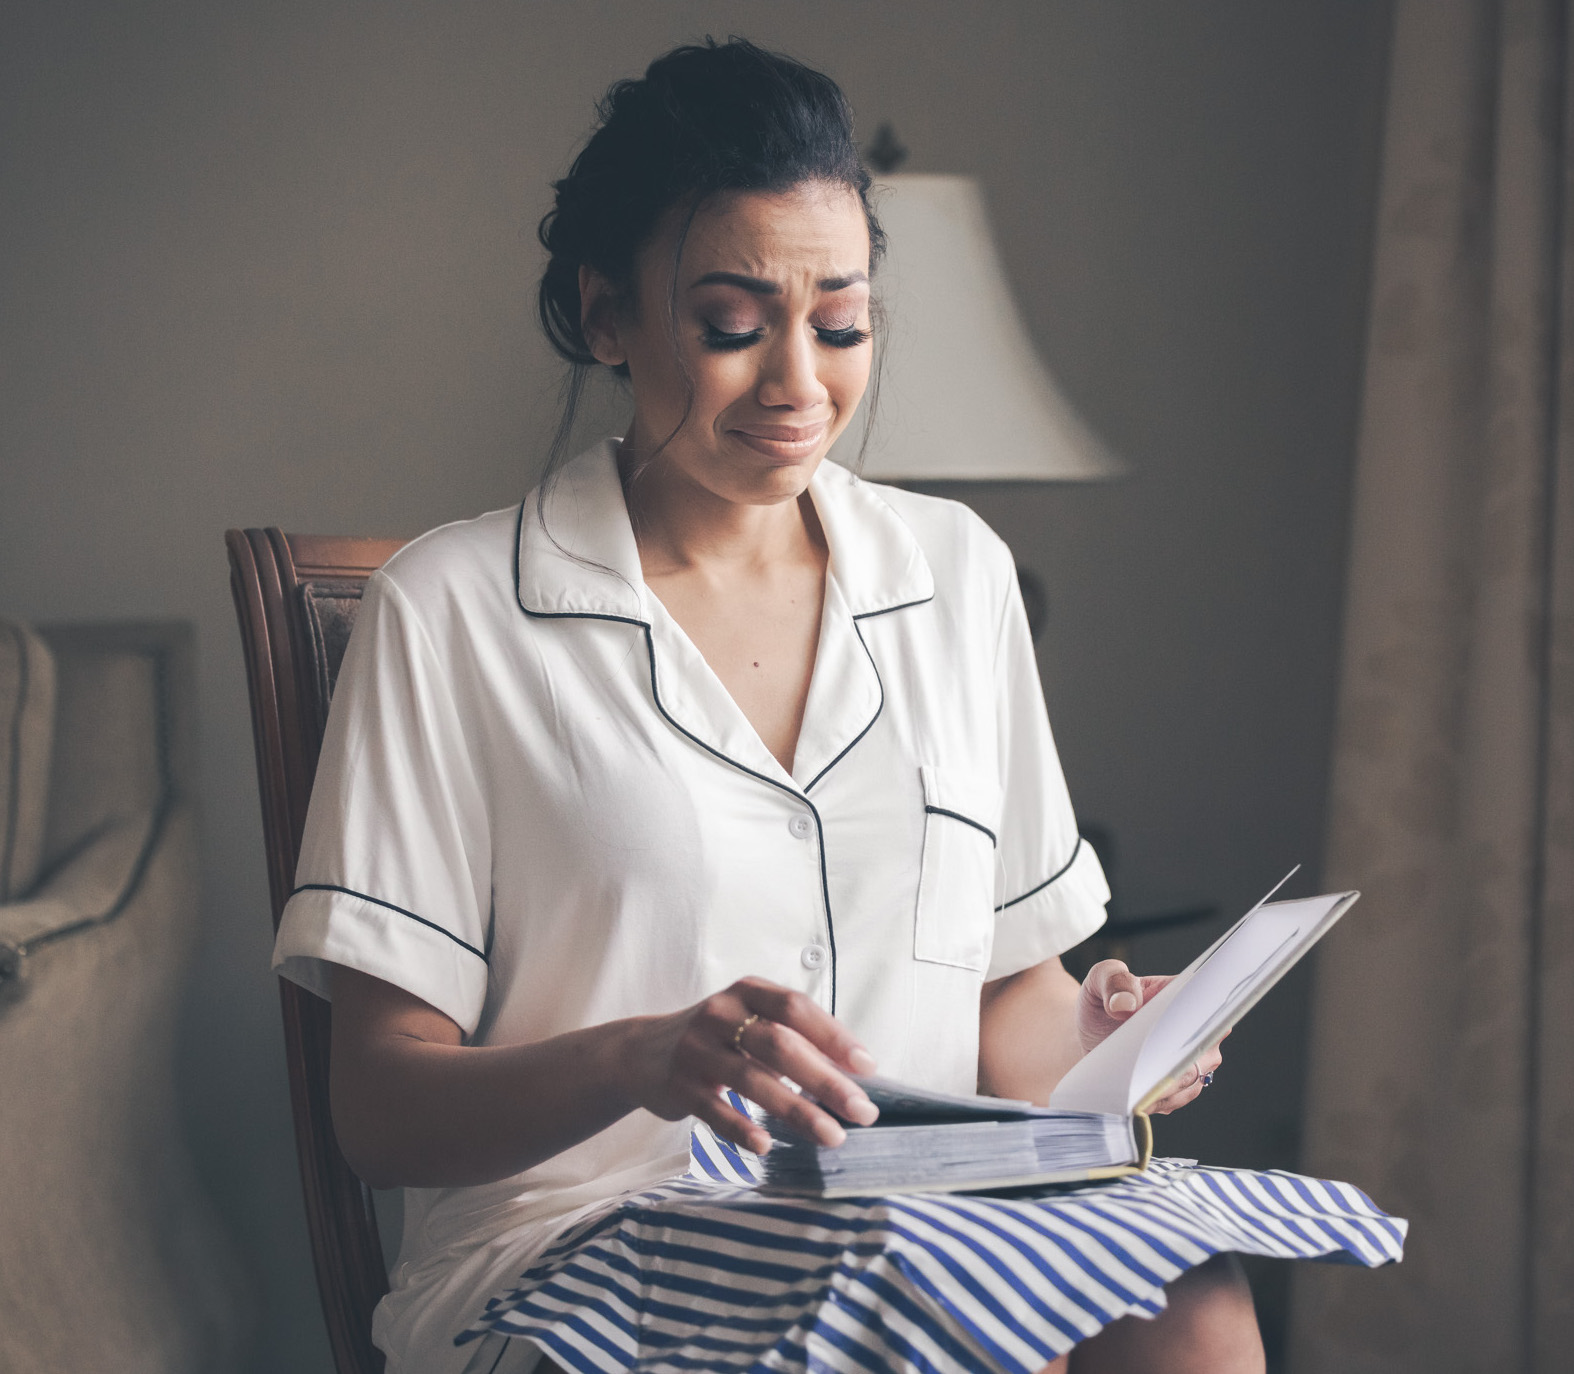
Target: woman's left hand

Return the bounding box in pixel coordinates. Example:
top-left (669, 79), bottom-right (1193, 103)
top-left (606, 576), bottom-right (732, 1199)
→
top-left (1077, 959), bottom-right (1225, 1116)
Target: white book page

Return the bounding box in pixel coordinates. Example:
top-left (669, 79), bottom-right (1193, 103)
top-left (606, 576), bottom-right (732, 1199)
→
top-left (1044, 972), bottom-right (1193, 1116)
top-left (1049, 888), bottom-right (1358, 1116)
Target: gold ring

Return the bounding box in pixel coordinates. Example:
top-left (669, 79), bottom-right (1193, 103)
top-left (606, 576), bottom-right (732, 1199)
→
top-left (732, 1013), bottom-right (760, 1052)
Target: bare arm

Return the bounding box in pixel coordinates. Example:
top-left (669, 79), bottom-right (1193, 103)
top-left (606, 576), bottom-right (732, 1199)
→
top-left (978, 956), bottom-right (1085, 1102)
top-left (329, 967), bottom-right (879, 1190)
top-left (978, 956), bottom-right (1222, 1112)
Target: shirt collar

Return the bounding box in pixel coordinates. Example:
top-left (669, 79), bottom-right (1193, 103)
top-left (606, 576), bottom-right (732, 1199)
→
top-left (515, 438), bottom-right (935, 621)
top-left (809, 456), bottom-right (935, 618)
top-left (515, 439), bottom-right (646, 621)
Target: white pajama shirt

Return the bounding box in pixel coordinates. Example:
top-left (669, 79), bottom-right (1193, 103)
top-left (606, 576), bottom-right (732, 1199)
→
top-left (272, 439), bottom-right (1109, 1374)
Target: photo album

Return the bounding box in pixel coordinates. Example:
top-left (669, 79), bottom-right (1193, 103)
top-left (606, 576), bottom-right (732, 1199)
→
top-left (763, 874), bottom-right (1360, 1195)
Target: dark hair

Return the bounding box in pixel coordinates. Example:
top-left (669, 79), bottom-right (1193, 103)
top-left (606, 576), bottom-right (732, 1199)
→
top-left (536, 37), bottom-right (885, 478)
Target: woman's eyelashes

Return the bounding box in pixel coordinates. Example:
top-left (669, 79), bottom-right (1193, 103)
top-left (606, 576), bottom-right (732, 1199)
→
top-left (701, 323), bottom-right (765, 351)
top-left (818, 324), bottom-right (873, 348)
top-left (699, 321), bottom-right (872, 352)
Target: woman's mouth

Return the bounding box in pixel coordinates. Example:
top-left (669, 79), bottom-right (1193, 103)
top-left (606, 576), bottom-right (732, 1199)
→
top-left (729, 422), bottom-right (829, 460)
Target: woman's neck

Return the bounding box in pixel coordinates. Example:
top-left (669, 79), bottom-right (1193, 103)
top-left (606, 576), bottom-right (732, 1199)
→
top-left (616, 433), bottom-right (830, 774)
top-left (619, 440), bottom-right (826, 581)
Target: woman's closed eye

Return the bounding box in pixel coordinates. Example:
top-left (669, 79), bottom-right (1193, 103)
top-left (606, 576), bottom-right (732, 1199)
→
top-left (700, 322), bottom-right (872, 352)
top-left (816, 323), bottom-right (873, 349)
top-left (702, 323), bottom-right (765, 351)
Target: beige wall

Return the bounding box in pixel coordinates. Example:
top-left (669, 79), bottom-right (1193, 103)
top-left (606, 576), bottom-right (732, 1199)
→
top-left (0, 3), bottom-right (1390, 1369)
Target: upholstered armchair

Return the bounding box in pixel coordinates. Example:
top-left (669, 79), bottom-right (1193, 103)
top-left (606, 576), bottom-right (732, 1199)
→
top-left (0, 620), bottom-right (247, 1374)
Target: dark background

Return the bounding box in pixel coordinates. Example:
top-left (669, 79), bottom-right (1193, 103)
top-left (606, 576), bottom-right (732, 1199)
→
top-left (0, 3), bottom-right (1393, 1368)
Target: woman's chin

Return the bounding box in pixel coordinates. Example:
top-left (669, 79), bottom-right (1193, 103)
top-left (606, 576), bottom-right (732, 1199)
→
top-left (739, 460), bottom-right (823, 506)
top-left (633, 433), bottom-right (827, 510)
top-left (703, 446), bottom-right (824, 506)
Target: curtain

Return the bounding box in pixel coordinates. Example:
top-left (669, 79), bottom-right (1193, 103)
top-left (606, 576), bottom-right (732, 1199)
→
top-left (1288, 1), bottom-right (1574, 1370)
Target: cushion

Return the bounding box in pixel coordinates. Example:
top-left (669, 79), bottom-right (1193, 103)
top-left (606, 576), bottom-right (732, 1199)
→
top-left (0, 621), bottom-right (56, 902)
top-left (39, 634), bottom-right (163, 874)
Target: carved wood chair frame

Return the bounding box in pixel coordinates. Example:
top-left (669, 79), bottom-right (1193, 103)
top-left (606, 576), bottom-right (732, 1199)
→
top-left (227, 529), bottom-right (407, 1374)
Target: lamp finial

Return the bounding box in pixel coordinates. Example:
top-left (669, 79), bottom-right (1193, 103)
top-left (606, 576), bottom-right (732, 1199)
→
top-left (865, 123), bottom-right (909, 175)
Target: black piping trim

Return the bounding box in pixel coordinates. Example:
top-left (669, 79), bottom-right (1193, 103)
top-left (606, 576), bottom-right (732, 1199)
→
top-left (853, 594), bottom-right (936, 622)
top-left (995, 835), bottom-right (1084, 913)
top-left (512, 493), bottom-right (938, 1015)
top-left (512, 499), bottom-right (648, 632)
top-left (514, 502), bottom-right (937, 635)
top-left (637, 618), bottom-right (842, 1013)
top-left (292, 883), bottom-right (488, 963)
top-left (799, 595), bottom-right (933, 793)
top-left (515, 502), bottom-right (839, 997)
top-left (803, 619), bottom-right (883, 794)
top-left (797, 598), bottom-right (934, 793)
top-left (925, 805), bottom-right (997, 847)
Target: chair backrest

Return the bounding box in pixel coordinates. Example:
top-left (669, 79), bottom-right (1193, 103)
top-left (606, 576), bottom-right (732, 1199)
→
top-left (226, 529), bottom-right (407, 1374)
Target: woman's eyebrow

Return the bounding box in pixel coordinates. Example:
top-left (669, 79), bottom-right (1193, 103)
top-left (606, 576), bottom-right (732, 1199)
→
top-left (689, 270), bottom-right (869, 294)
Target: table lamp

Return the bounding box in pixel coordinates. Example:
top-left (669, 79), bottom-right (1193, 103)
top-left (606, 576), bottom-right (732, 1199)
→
top-left (836, 152), bottom-right (1215, 943)
top-left (833, 151), bottom-right (1124, 638)
top-left (832, 167), bottom-right (1123, 484)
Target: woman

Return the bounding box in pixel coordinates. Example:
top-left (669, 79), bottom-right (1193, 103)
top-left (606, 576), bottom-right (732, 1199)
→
top-left (274, 39), bottom-right (1387, 1374)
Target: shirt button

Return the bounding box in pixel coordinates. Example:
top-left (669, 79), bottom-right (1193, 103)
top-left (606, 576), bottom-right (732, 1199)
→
top-left (788, 813), bottom-right (814, 840)
top-left (801, 943), bottom-right (828, 970)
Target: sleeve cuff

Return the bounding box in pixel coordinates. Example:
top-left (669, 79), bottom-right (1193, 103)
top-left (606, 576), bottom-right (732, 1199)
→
top-left (986, 838), bottom-right (1110, 981)
top-left (271, 886), bottom-right (489, 1037)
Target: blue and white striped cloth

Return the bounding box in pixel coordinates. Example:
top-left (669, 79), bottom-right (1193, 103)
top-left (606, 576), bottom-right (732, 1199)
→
top-left (459, 1100), bottom-right (1406, 1372)
top-left (688, 1093), bottom-right (772, 1186)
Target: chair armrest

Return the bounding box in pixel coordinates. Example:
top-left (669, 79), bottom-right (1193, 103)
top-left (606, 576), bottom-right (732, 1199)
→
top-left (0, 806), bottom-right (165, 1009)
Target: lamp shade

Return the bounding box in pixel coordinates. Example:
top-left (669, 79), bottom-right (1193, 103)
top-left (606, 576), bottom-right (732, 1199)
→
top-left (833, 174), bottom-right (1123, 482)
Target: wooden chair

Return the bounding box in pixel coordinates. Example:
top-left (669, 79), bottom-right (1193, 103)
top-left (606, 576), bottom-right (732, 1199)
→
top-left (226, 529), bottom-right (407, 1374)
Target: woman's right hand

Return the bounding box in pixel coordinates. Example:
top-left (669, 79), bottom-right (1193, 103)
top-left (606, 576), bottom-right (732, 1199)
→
top-left (330, 967), bottom-right (876, 1190)
top-left (622, 976), bottom-right (880, 1155)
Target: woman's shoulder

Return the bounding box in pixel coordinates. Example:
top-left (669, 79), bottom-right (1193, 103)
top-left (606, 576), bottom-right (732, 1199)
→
top-left (860, 480), bottom-right (1008, 553)
top-left (372, 503), bottom-right (523, 617)
top-left (831, 470), bottom-right (1016, 606)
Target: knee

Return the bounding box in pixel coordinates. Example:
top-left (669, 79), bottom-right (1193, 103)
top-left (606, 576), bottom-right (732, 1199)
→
top-left (1163, 1254), bottom-right (1264, 1373)
top-left (1071, 1253), bottom-right (1264, 1374)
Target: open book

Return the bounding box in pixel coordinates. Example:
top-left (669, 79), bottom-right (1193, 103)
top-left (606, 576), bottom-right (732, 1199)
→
top-left (762, 876), bottom-right (1360, 1195)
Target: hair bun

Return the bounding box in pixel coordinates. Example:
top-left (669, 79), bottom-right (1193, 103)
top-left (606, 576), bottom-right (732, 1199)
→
top-left (535, 37), bottom-right (884, 369)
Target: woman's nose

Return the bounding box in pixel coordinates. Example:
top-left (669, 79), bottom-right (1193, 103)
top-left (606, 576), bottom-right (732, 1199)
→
top-left (756, 328), bottom-right (829, 410)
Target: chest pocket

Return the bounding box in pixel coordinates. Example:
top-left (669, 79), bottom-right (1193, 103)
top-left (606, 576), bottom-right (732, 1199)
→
top-left (913, 764), bottom-right (1001, 973)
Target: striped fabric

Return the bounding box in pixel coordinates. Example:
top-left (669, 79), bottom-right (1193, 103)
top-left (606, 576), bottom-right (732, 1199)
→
top-left (687, 1092), bottom-right (767, 1186)
top-left (459, 1113), bottom-right (1406, 1372)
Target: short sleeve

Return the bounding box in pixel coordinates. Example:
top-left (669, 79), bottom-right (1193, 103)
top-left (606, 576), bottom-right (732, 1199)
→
top-left (987, 569), bottom-right (1109, 981)
top-left (271, 569), bottom-right (492, 1035)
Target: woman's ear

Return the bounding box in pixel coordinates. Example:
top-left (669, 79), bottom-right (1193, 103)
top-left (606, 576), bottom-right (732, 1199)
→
top-left (579, 266), bottom-right (627, 367)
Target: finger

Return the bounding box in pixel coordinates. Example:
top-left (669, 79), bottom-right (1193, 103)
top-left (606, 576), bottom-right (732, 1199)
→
top-left (720, 1054), bottom-right (858, 1147)
top-left (1149, 1081), bottom-right (1205, 1115)
top-left (1146, 1062), bottom-right (1203, 1115)
top-left (1150, 1051), bottom-right (1226, 1114)
top-left (1085, 960), bottom-right (1143, 1017)
top-left (689, 1041), bottom-right (851, 1147)
top-left (726, 1019), bottom-right (877, 1127)
top-left (735, 978), bottom-right (878, 1076)
top-left (691, 1087), bottom-right (774, 1155)
top-left (692, 995), bottom-right (771, 1068)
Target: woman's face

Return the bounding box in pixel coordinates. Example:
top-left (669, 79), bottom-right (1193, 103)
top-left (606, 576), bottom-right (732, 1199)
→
top-left (584, 182), bottom-right (874, 509)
